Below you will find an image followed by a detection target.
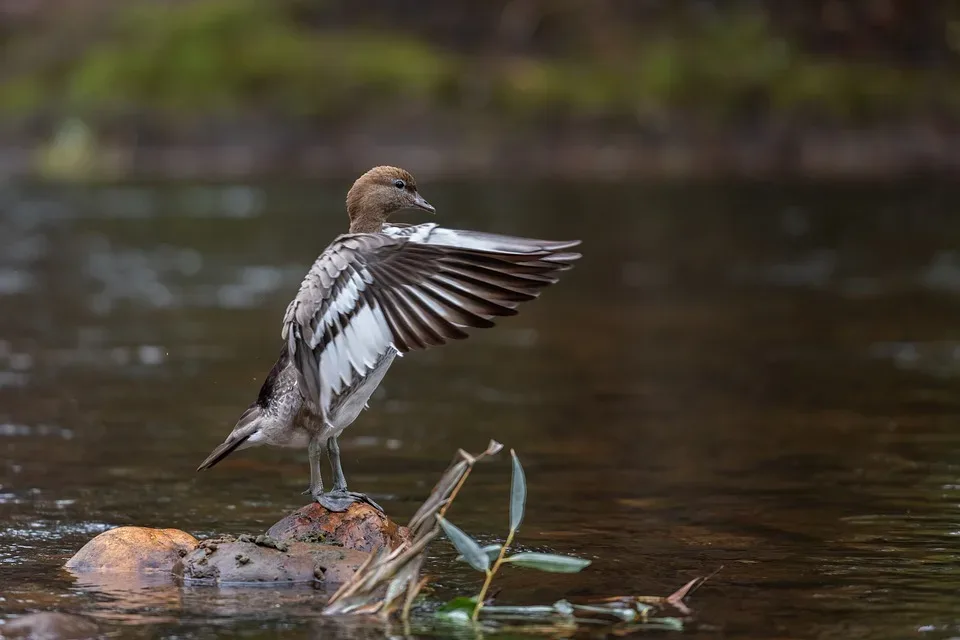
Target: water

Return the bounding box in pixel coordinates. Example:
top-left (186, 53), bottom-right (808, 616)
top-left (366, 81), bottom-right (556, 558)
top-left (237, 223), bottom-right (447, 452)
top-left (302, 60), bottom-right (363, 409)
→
top-left (2, 179), bottom-right (960, 638)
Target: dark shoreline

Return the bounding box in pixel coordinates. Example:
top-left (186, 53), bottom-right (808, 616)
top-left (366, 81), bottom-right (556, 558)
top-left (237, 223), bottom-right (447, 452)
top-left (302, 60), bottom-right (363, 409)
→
top-left (4, 122), bottom-right (960, 181)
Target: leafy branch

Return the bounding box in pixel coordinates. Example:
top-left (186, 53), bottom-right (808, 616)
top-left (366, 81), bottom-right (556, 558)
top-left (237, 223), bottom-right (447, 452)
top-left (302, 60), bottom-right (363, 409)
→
top-left (322, 441), bottom-right (706, 634)
top-left (437, 449), bottom-right (591, 622)
top-left (321, 439), bottom-right (503, 618)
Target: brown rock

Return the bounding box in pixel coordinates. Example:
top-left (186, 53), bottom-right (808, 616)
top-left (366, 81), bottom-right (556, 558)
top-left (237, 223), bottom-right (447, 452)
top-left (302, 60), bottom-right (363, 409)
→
top-left (2, 612), bottom-right (100, 639)
top-left (64, 527), bottom-right (198, 574)
top-left (266, 502), bottom-right (410, 553)
top-left (174, 535), bottom-right (367, 585)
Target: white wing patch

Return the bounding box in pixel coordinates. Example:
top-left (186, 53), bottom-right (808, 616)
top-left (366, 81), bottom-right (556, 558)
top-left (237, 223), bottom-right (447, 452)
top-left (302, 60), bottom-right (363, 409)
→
top-left (383, 223), bottom-right (543, 253)
top-left (407, 226), bottom-right (559, 254)
top-left (382, 223), bottom-right (437, 242)
top-left (314, 266), bottom-right (396, 416)
top-left (311, 269), bottom-right (364, 348)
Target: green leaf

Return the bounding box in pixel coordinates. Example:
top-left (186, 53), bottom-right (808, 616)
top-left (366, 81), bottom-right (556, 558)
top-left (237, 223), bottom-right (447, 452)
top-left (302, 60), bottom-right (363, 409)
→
top-left (504, 552), bottom-right (591, 573)
top-left (438, 596), bottom-right (478, 613)
top-left (509, 449), bottom-right (526, 532)
top-left (645, 617), bottom-right (685, 631)
top-left (435, 596), bottom-right (478, 624)
top-left (455, 544), bottom-right (502, 563)
top-left (437, 516), bottom-right (490, 572)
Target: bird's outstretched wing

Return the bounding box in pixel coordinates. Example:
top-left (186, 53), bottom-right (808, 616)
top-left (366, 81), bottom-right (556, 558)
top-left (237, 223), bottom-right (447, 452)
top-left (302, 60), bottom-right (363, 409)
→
top-left (282, 223), bottom-right (580, 417)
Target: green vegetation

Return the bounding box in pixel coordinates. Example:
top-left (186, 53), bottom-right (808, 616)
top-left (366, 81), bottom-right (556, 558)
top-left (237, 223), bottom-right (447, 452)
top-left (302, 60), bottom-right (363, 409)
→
top-left (8, 0), bottom-right (453, 117)
top-left (3, 0), bottom-right (959, 125)
top-left (435, 449), bottom-right (591, 623)
top-left (320, 441), bottom-right (700, 634)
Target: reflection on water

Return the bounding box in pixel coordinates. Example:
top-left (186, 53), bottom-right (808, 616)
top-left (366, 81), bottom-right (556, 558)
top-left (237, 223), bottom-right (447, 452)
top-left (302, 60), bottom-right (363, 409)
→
top-left (2, 180), bottom-right (960, 639)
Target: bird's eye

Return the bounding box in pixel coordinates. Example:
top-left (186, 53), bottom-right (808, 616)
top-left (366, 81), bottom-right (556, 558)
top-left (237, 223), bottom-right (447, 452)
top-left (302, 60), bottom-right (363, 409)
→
top-left (393, 179), bottom-right (406, 189)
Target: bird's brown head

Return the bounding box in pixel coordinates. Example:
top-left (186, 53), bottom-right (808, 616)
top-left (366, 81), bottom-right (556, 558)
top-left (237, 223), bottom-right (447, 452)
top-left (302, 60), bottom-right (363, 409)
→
top-left (346, 166), bottom-right (435, 233)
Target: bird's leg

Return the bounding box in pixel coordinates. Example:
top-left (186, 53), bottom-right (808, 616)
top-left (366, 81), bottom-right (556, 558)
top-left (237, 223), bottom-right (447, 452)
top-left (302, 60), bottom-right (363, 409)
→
top-left (305, 434), bottom-right (324, 499)
top-left (315, 435), bottom-right (384, 513)
top-left (327, 435), bottom-right (349, 492)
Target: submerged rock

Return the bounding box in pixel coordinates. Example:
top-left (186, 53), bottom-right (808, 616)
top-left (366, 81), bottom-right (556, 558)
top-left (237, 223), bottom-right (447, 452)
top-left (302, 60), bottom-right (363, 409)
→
top-left (267, 502), bottom-right (410, 553)
top-left (1, 612), bottom-right (100, 639)
top-left (65, 526), bottom-right (198, 574)
top-left (174, 535), bottom-right (367, 585)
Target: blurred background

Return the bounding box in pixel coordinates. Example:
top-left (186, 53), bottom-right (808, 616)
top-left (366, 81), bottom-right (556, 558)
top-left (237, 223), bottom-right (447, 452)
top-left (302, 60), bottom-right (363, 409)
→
top-left (3, 2), bottom-right (960, 639)
top-left (2, 0), bottom-right (960, 179)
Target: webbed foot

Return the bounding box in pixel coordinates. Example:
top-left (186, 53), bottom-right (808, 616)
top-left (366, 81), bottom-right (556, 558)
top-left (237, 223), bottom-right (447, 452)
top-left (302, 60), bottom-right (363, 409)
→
top-left (313, 489), bottom-right (384, 513)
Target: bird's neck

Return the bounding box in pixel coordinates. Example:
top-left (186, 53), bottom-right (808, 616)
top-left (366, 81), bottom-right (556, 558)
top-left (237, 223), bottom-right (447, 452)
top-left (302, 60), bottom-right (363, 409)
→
top-left (348, 210), bottom-right (385, 234)
top-left (348, 215), bottom-right (383, 234)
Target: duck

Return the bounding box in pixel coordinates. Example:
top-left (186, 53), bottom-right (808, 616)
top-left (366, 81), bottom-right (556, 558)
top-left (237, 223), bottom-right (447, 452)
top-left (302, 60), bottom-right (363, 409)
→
top-left (197, 166), bottom-right (581, 512)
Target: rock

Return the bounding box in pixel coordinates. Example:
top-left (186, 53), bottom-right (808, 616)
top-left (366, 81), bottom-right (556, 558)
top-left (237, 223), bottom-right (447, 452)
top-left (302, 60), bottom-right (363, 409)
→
top-left (1, 612), bottom-right (100, 639)
top-left (65, 527), bottom-right (198, 574)
top-left (174, 535), bottom-right (368, 585)
top-left (62, 507), bottom-right (401, 586)
top-left (266, 502), bottom-right (410, 553)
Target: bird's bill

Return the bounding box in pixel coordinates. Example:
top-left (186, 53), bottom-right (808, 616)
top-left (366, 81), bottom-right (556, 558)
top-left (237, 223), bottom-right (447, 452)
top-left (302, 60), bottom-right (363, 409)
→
top-left (411, 192), bottom-right (435, 213)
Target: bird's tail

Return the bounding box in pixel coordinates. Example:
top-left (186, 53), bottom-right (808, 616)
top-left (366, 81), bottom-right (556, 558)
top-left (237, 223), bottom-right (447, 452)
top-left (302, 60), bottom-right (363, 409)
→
top-left (197, 347), bottom-right (292, 472)
top-left (196, 405), bottom-right (258, 471)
